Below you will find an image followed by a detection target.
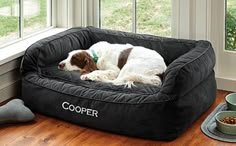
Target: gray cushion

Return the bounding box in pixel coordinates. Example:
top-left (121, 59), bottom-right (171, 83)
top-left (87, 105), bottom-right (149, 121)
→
top-left (0, 99), bottom-right (35, 124)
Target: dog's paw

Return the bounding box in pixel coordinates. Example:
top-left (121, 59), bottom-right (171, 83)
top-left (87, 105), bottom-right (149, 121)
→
top-left (81, 73), bottom-right (109, 81)
top-left (80, 75), bottom-right (89, 80)
top-left (111, 80), bottom-right (135, 88)
top-left (80, 74), bottom-right (97, 81)
top-left (124, 81), bottom-right (135, 88)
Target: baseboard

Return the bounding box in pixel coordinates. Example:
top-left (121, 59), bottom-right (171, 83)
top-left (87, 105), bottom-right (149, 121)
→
top-left (0, 57), bottom-right (22, 103)
top-left (0, 97), bottom-right (16, 106)
top-left (216, 77), bottom-right (236, 92)
top-left (0, 57), bottom-right (21, 76)
top-left (0, 80), bottom-right (21, 103)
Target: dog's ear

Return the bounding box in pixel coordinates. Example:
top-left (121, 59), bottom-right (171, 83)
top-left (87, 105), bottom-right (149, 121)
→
top-left (84, 53), bottom-right (92, 64)
top-left (71, 52), bottom-right (87, 69)
top-left (71, 51), bottom-right (98, 75)
top-left (82, 52), bottom-right (98, 74)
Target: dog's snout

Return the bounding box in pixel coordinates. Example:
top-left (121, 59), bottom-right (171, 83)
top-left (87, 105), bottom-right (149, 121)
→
top-left (58, 63), bottom-right (65, 69)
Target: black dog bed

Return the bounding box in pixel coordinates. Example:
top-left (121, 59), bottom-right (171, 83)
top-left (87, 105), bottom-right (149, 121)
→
top-left (21, 26), bottom-right (216, 141)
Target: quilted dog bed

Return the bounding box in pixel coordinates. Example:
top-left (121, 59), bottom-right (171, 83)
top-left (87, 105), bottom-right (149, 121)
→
top-left (21, 26), bottom-right (216, 141)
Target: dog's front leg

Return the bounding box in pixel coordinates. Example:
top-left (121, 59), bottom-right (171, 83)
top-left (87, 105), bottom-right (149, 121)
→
top-left (80, 70), bottom-right (118, 82)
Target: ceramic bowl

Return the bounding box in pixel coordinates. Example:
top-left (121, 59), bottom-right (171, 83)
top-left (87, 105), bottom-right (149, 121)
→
top-left (215, 111), bottom-right (236, 135)
top-left (225, 93), bottom-right (236, 111)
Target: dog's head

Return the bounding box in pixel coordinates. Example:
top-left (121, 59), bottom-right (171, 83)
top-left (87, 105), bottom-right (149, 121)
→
top-left (58, 50), bottom-right (98, 75)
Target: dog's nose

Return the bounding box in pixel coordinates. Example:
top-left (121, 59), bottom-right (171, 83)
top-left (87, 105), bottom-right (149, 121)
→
top-left (58, 63), bottom-right (65, 69)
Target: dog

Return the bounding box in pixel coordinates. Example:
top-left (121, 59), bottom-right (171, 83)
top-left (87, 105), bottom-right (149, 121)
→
top-left (58, 41), bottom-right (167, 88)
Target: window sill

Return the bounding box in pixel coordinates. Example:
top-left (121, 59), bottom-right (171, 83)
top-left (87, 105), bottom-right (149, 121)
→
top-left (0, 28), bottom-right (67, 66)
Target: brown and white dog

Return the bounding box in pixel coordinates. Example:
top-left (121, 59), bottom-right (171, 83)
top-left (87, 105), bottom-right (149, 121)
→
top-left (58, 41), bottom-right (167, 88)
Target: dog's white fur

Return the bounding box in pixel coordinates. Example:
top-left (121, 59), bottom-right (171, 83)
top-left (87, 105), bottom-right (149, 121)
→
top-left (60, 41), bottom-right (167, 88)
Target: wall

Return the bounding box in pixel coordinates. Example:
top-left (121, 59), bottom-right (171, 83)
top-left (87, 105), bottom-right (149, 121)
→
top-left (0, 58), bottom-right (22, 103)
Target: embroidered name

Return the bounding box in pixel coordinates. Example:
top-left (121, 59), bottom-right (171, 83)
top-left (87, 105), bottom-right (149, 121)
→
top-left (62, 101), bottom-right (98, 117)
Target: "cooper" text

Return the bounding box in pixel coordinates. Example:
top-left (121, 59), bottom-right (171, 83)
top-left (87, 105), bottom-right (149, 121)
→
top-left (62, 101), bottom-right (98, 117)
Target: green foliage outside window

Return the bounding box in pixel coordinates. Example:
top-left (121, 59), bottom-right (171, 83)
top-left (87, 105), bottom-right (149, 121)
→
top-left (0, 0), bottom-right (47, 46)
top-left (226, 8), bottom-right (236, 51)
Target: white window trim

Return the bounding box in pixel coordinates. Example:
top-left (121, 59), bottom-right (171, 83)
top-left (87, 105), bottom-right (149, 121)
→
top-left (207, 0), bottom-right (236, 92)
top-left (176, 0), bottom-right (236, 92)
top-left (0, 28), bottom-right (67, 66)
top-left (52, 0), bottom-right (57, 26)
top-left (57, 0), bottom-right (99, 28)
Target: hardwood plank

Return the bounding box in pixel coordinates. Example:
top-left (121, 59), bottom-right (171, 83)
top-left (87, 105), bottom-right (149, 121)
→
top-left (8, 116), bottom-right (87, 146)
top-left (67, 128), bottom-right (162, 146)
top-left (0, 90), bottom-right (235, 146)
top-left (0, 115), bottom-right (45, 144)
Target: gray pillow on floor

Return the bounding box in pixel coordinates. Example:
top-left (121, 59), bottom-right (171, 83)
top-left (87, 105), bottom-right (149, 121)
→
top-left (0, 99), bottom-right (35, 124)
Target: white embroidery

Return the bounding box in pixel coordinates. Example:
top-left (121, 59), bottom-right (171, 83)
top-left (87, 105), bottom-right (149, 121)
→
top-left (62, 101), bottom-right (98, 117)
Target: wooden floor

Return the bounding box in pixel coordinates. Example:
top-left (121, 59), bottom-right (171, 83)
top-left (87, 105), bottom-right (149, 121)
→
top-left (0, 90), bottom-right (235, 146)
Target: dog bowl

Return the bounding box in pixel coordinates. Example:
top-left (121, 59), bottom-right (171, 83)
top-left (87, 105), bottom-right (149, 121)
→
top-left (225, 93), bottom-right (236, 111)
top-left (215, 111), bottom-right (236, 135)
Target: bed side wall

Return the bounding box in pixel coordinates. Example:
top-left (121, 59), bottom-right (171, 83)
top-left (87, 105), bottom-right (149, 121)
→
top-left (21, 27), bottom-right (93, 74)
top-left (21, 72), bottom-right (216, 141)
top-left (88, 26), bottom-right (197, 65)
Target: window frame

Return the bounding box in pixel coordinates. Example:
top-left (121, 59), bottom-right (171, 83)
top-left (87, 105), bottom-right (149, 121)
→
top-left (206, 0), bottom-right (236, 91)
top-left (98, 0), bottom-right (174, 36)
top-left (0, 0), bottom-right (55, 49)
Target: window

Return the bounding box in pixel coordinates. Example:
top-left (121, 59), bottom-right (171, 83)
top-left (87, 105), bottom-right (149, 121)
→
top-left (226, 0), bottom-right (236, 51)
top-left (100, 0), bottom-right (132, 32)
top-left (24, 0), bottom-right (51, 36)
top-left (0, 0), bottom-right (19, 46)
top-left (0, 0), bottom-right (52, 47)
top-left (136, 0), bottom-right (171, 36)
top-left (99, 0), bottom-right (171, 37)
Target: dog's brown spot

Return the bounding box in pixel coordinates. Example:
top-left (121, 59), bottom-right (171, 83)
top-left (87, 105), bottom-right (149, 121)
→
top-left (118, 48), bottom-right (133, 69)
top-left (71, 51), bottom-right (98, 75)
